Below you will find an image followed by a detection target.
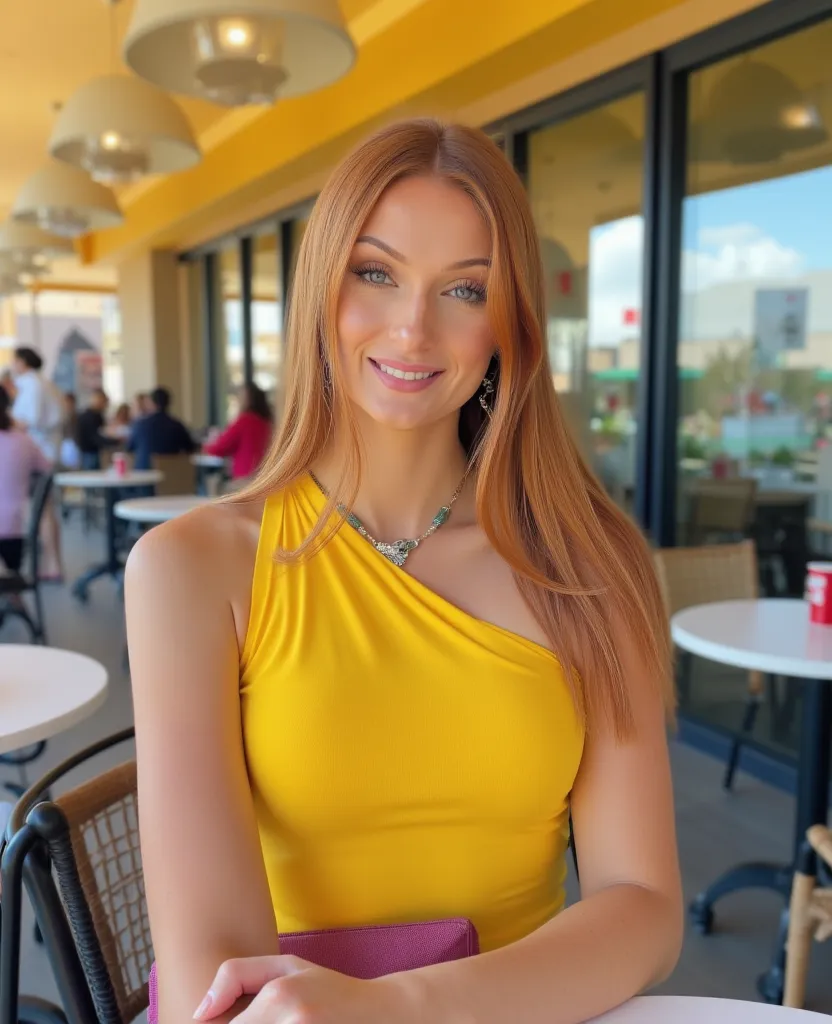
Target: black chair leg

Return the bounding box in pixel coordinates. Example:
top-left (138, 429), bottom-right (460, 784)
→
top-left (723, 691), bottom-right (762, 791)
top-left (32, 586), bottom-right (47, 646)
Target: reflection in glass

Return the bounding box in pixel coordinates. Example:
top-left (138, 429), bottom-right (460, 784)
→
top-left (217, 245), bottom-right (244, 424)
top-left (527, 93), bottom-right (645, 512)
top-left (251, 232), bottom-right (283, 416)
top-left (676, 18), bottom-right (832, 756)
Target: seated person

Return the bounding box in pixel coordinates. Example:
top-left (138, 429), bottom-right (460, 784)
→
top-left (0, 388), bottom-right (50, 573)
top-left (127, 387), bottom-right (197, 471)
top-left (202, 383), bottom-right (273, 480)
top-left (76, 389), bottom-right (113, 470)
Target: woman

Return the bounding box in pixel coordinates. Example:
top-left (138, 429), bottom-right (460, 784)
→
top-left (126, 120), bottom-right (681, 1024)
top-left (0, 387), bottom-right (50, 572)
top-left (202, 383), bottom-right (273, 479)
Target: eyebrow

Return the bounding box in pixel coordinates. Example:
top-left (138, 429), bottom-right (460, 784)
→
top-left (355, 234), bottom-right (491, 270)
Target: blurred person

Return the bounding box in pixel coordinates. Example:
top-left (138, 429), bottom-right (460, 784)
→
top-left (0, 387), bottom-right (50, 574)
top-left (11, 346), bottom-right (63, 580)
top-left (133, 392), bottom-right (152, 419)
top-left (202, 382), bottom-right (273, 480)
top-left (59, 392), bottom-right (81, 469)
top-left (105, 402), bottom-right (133, 443)
top-left (76, 388), bottom-right (111, 470)
top-left (127, 386), bottom-right (197, 471)
top-left (127, 121), bottom-right (680, 1024)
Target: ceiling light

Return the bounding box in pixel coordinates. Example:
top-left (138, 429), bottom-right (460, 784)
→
top-left (699, 60), bottom-right (828, 164)
top-left (12, 161), bottom-right (123, 238)
top-left (124, 0), bottom-right (356, 107)
top-left (49, 74), bottom-right (201, 184)
top-left (0, 221), bottom-right (74, 274)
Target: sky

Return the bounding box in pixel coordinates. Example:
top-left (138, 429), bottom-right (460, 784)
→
top-left (586, 163), bottom-right (832, 346)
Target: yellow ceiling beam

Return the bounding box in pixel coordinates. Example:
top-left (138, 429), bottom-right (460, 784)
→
top-left (83, 0), bottom-right (684, 264)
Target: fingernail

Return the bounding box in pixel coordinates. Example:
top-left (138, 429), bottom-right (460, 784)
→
top-left (193, 991), bottom-right (214, 1020)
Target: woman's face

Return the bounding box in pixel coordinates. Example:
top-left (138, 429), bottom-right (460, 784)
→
top-left (336, 175), bottom-right (495, 433)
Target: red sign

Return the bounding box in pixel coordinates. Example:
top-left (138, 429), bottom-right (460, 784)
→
top-left (555, 271), bottom-right (573, 296)
top-left (622, 308), bottom-right (640, 326)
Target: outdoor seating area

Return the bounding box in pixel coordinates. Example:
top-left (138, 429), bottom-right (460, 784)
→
top-left (2, 0), bottom-right (832, 1022)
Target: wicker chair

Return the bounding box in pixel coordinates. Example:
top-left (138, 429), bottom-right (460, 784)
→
top-left (654, 540), bottom-right (780, 790)
top-left (0, 728), bottom-right (149, 1024)
top-left (686, 478), bottom-right (757, 545)
top-left (784, 826), bottom-right (832, 1009)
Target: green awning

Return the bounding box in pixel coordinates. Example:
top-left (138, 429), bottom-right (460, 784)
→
top-left (591, 367), bottom-right (703, 382)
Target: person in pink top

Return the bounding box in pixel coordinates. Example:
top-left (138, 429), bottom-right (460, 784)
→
top-left (0, 387), bottom-right (51, 573)
top-left (203, 383), bottom-right (273, 480)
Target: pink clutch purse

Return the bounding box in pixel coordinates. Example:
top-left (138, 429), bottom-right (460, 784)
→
top-left (147, 917), bottom-right (478, 1022)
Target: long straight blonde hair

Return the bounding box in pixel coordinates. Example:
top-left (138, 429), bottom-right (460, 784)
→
top-left (237, 118), bottom-right (673, 738)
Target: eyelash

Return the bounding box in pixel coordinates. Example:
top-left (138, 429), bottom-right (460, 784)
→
top-left (349, 262), bottom-right (488, 305)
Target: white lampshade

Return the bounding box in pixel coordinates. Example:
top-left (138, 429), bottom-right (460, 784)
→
top-left (0, 221), bottom-right (74, 271)
top-left (50, 74), bottom-right (201, 184)
top-left (0, 255), bottom-right (28, 296)
top-left (12, 162), bottom-right (124, 237)
top-left (698, 61), bottom-right (828, 164)
top-left (124, 0), bottom-right (355, 106)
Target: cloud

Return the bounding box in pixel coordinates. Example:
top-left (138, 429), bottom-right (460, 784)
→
top-left (683, 223), bottom-right (804, 292)
top-left (583, 219), bottom-right (806, 345)
top-left (587, 216), bottom-right (643, 347)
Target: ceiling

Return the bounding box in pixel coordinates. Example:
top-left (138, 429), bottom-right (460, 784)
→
top-left (0, 0), bottom-right (380, 288)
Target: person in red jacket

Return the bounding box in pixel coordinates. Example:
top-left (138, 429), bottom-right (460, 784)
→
top-left (203, 383), bottom-right (273, 479)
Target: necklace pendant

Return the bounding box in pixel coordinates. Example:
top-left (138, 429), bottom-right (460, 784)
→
top-left (376, 539), bottom-right (418, 567)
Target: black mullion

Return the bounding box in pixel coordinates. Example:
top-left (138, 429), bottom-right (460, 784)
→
top-left (202, 252), bottom-right (218, 427)
top-left (633, 53), bottom-right (662, 533)
top-left (648, 59), bottom-right (688, 547)
top-left (280, 219), bottom-right (293, 329)
top-left (240, 236), bottom-right (254, 385)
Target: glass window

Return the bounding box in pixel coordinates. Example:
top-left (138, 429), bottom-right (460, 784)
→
top-left (251, 232), bottom-right (283, 413)
top-left (215, 245), bottom-right (244, 424)
top-left (675, 18), bottom-right (832, 752)
top-left (527, 92), bottom-right (646, 513)
top-left (7, 289), bottom-right (121, 405)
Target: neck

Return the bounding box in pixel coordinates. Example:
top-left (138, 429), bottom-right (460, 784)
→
top-left (315, 408), bottom-right (471, 540)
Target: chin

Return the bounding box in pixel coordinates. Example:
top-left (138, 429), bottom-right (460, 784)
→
top-left (356, 397), bottom-right (445, 433)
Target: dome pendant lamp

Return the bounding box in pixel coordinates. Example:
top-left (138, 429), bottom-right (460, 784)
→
top-left (0, 221), bottom-right (74, 274)
top-left (49, 74), bottom-right (201, 184)
top-left (123, 0), bottom-right (356, 107)
top-left (12, 161), bottom-right (124, 238)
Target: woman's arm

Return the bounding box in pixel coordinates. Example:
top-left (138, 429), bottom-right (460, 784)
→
top-left (399, 621), bottom-right (683, 1024)
top-left (125, 509), bottom-right (280, 1024)
top-left (204, 418), bottom-right (244, 458)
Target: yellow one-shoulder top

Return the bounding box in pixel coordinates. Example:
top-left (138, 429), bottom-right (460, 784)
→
top-left (240, 474), bottom-right (584, 953)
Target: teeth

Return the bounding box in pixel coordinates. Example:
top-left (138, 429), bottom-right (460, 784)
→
top-left (377, 362), bottom-right (436, 381)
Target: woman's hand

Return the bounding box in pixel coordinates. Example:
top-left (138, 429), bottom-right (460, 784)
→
top-left (194, 955), bottom-right (425, 1024)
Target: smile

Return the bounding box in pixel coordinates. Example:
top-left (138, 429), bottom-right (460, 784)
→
top-left (368, 358), bottom-right (444, 393)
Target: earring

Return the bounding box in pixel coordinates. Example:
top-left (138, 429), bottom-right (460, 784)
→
top-left (478, 373), bottom-right (496, 416)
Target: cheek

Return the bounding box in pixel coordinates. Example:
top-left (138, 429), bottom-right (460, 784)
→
top-left (337, 287), bottom-right (386, 354)
top-left (442, 311), bottom-right (495, 375)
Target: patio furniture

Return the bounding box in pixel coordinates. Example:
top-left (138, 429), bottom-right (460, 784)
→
top-left (783, 825), bottom-right (832, 1009)
top-left (654, 540), bottom-right (773, 790)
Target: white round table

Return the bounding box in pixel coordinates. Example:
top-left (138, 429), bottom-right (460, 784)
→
top-left (594, 996), bottom-right (827, 1022)
top-left (672, 599), bottom-right (832, 1003)
top-left (115, 495), bottom-right (211, 524)
top-left (55, 470), bottom-right (163, 602)
top-left (0, 646), bottom-right (108, 755)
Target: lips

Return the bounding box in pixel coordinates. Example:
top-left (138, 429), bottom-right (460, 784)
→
top-left (368, 358), bottom-right (443, 393)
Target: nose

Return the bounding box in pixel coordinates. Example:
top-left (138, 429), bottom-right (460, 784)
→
top-left (388, 291), bottom-right (430, 350)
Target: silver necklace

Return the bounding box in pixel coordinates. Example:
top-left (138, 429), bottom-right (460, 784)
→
top-left (310, 473), bottom-right (466, 567)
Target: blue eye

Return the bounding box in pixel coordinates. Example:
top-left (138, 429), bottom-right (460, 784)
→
top-left (352, 264), bottom-right (393, 287)
top-left (448, 282), bottom-right (487, 305)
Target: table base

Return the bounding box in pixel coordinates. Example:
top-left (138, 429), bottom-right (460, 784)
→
top-left (689, 676), bottom-right (831, 1006)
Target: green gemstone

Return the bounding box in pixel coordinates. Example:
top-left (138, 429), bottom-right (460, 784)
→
top-left (432, 506), bottom-right (450, 528)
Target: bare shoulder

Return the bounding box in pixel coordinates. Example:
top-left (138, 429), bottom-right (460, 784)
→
top-left (126, 498), bottom-right (263, 579)
top-left (125, 497), bottom-right (265, 648)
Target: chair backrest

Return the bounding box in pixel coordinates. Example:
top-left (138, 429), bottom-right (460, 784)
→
top-left (151, 453), bottom-right (196, 496)
top-left (688, 478), bottom-right (758, 535)
top-left (3, 760), bottom-right (151, 1024)
top-left (26, 473), bottom-right (53, 581)
top-left (653, 539), bottom-right (759, 618)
